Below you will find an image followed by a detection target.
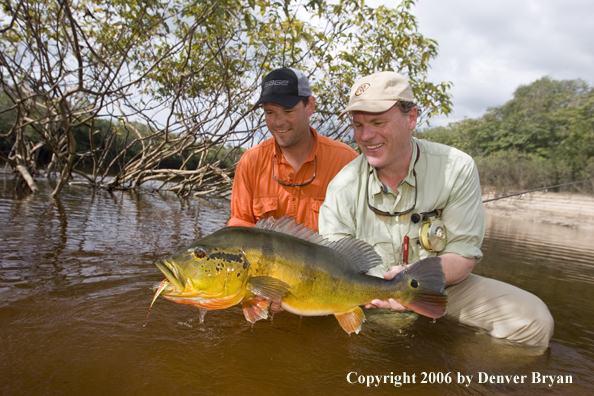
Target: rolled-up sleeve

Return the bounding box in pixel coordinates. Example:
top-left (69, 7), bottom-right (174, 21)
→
top-left (439, 159), bottom-right (485, 260)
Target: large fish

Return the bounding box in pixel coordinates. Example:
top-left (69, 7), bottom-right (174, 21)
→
top-left (153, 216), bottom-right (446, 334)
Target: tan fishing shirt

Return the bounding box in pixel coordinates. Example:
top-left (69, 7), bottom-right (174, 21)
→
top-left (319, 139), bottom-right (485, 277)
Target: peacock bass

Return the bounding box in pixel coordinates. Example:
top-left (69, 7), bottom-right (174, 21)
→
top-left (153, 216), bottom-right (447, 334)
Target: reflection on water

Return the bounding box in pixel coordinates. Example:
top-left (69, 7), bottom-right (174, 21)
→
top-left (1, 177), bottom-right (594, 395)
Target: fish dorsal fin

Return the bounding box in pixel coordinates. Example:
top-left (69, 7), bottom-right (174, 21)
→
top-left (254, 216), bottom-right (326, 245)
top-left (326, 237), bottom-right (384, 273)
top-left (254, 216), bottom-right (383, 274)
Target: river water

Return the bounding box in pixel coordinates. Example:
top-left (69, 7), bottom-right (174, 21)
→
top-left (1, 177), bottom-right (594, 395)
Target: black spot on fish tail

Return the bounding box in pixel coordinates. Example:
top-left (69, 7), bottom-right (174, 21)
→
top-left (396, 257), bottom-right (446, 319)
top-left (209, 252), bottom-right (244, 263)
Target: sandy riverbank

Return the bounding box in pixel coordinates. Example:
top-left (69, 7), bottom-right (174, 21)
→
top-left (482, 191), bottom-right (594, 229)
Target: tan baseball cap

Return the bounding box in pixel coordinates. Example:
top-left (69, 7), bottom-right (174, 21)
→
top-left (341, 71), bottom-right (414, 115)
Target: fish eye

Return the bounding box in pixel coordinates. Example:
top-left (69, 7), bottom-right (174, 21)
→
top-left (194, 247), bottom-right (207, 259)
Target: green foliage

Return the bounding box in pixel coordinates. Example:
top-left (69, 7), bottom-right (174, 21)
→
top-left (474, 151), bottom-right (556, 192)
top-left (134, 0), bottom-right (452, 135)
top-left (418, 77), bottom-right (594, 193)
top-left (0, 0), bottom-right (452, 196)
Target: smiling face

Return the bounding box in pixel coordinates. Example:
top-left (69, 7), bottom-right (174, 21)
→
top-left (352, 105), bottom-right (418, 173)
top-left (263, 97), bottom-right (315, 150)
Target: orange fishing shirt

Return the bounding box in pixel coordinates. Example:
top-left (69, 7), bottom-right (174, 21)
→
top-left (228, 127), bottom-right (358, 232)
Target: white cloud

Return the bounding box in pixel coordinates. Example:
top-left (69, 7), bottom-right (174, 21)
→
top-left (367, 0), bottom-right (594, 127)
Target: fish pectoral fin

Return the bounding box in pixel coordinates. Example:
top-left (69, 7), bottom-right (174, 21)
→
top-left (246, 276), bottom-right (292, 301)
top-left (335, 307), bottom-right (366, 334)
top-left (242, 296), bottom-right (270, 324)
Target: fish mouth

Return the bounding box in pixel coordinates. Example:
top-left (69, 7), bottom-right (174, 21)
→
top-left (155, 259), bottom-right (184, 292)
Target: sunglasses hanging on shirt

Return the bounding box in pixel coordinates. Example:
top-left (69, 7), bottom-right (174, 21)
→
top-left (365, 145), bottom-right (420, 217)
top-left (272, 155), bottom-right (317, 187)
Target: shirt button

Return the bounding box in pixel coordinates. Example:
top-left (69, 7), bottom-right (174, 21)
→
top-left (291, 197), bottom-right (296, 201)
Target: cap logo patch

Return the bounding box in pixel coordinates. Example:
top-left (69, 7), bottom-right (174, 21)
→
top-left (264, 80), bottom-right (289, 87)
top-left (355, 83), bottom-right (370, 96)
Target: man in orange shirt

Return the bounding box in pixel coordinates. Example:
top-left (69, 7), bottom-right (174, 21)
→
top-left (228, 67), bottom-right (358, 231)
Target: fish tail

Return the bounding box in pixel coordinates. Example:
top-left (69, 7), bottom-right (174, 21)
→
top-left (394, 257), bottom-right (447, 319)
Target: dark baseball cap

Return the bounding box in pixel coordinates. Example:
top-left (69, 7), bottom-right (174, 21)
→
top-left (255, 67), bottom-right (312, 108)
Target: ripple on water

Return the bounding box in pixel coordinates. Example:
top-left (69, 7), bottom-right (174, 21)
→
top-left (1, 179), bottom-right (594, 395)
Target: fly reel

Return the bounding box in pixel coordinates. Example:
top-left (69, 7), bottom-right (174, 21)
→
top-left (419, 219), bottom-right (447, 252)
top-left (412, 210), bottom-right (447, 252)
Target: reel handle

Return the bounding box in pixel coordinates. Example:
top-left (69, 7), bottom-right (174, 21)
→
top-left (411, 209), bottom-right (442, 224)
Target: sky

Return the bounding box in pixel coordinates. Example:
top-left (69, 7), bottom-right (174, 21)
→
top-left (368, 0), bottom-right (594, 128)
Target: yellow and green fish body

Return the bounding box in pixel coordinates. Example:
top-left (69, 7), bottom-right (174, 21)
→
top-left (155, 216), bottom-right (446, 334)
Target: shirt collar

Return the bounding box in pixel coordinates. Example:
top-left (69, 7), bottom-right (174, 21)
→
top-left (369, 139), bottom-right (419, 195)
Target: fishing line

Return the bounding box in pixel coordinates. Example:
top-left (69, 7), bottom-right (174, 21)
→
top-left (482, 180), bottom-right (588, 203)
top-left (482, 180), bottom-right (589, 232)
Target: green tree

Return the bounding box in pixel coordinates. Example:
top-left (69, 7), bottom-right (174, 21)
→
top-left (420, 77), bottom-right (594, 192)
top-left (1, 0), bottom-right (452, 197)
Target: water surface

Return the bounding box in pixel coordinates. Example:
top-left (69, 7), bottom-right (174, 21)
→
top-left (1, 177), bottom-right (593, 395)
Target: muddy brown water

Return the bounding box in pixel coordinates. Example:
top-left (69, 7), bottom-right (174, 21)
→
top-left (1, 178), bottom-right (594, 395)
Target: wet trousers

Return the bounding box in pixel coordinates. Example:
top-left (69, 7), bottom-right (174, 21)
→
top-left (444, 274), bottom-right (554, 348)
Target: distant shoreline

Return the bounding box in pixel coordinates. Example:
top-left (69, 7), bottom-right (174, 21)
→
top-left (3, 168), bottom-right (592, 229)
top-left (482, 191), bottom-right (594, 230)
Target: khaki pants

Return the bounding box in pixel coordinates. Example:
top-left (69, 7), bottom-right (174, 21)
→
top-left (445, 274), bottom-right (554, 348)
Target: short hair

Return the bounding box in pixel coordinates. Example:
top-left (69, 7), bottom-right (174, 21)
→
top-left (394, 101), bottom-right (416, 114)
top-left (259, 96), bottom-right (310, 109)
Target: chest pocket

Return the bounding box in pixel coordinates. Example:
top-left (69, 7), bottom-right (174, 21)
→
top-left (308, 197), bottom-right (325, 230)
top-left (309, 197), bottom-right (324, 213)
top-left (253, 196), bottom-right (279, 219)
